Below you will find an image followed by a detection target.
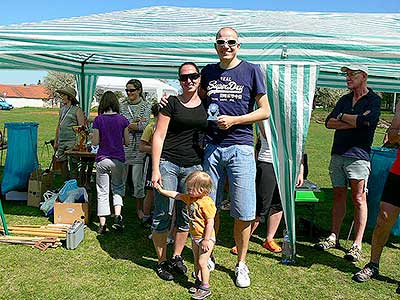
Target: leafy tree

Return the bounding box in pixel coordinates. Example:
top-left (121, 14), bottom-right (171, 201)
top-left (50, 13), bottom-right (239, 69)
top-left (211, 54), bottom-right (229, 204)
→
top-left (381, 92), bottom-right (400, 111)
top-left (43, 71), bottom-right (75, 103)
top-left (314, 87), bottom-right (348, 109)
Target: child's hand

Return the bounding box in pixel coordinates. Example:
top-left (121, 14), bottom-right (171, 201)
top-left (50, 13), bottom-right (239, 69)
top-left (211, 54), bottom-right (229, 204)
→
top-left (155, 184), bottom-right (163, 193)
top-left (200, 239), bottom-right (212, 252)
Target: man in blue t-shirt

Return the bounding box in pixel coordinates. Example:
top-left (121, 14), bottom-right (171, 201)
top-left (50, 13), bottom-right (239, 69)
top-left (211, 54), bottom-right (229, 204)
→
top-left (314, 65), bottom-right (381, 263)
top-left (200, 27), bottom-right (270, 288)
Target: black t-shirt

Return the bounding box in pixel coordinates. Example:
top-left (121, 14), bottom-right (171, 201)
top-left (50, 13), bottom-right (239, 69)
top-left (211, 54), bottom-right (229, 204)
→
top-left (160, 96), bottom-right (208, 167)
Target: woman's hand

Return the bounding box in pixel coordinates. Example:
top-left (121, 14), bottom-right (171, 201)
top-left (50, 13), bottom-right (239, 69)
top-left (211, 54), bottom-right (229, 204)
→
top-left (296, 173), bottom-right (304, 188)
top-left (152, 169), bottom-right (162, 190)
top-left (128, 122), bottom-right (138, 131)
top-left (296, 163), bottom-right (304, 188)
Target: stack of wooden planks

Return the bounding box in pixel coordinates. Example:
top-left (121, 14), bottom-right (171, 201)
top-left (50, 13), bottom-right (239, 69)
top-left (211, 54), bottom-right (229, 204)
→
top-left (0, 224), bottom-right (71, 250)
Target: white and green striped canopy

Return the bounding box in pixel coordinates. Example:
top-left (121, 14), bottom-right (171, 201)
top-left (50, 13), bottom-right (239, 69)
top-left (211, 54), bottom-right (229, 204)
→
top-left (1, 7), bottom-right (400, 76)
top-left (1, 6), bottom-right (399, 257)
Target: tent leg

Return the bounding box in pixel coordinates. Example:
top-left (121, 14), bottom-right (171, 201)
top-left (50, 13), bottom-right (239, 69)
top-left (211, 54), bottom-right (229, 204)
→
top-left (0, 199), bottom-right (9, 235)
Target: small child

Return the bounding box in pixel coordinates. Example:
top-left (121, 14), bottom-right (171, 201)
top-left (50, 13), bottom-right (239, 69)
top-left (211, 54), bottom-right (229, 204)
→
top-left (155, 170), bottom-right (216, 300)
top-left (92, 91), bottom-right (130, 234)
top-left (139, 103), bottom-right (159, 227)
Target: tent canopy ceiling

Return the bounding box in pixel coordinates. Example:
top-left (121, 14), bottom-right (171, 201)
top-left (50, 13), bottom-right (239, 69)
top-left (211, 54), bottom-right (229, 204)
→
top-left (0, 6), bottom-right (400, 91)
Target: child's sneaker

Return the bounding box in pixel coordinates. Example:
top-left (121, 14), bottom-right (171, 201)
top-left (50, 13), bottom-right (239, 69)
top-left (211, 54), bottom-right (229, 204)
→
top-left (156, 261), bottom-right (174, 281)
top-left (188, 278), bottom-right (202, 294)
top-left (353, 262), bottom-right (379, 282)
top-left (262, 239), bottom-right (282, 253)
top-left (113, 215), bottom-right (124, 231)
top-left (97, 224), bottom-right (107, 235)
top-left (191, 286), bottom-right (211, 300)
top-left (344, 244), bottom-right (362, 262)
top-left (170, 255), bottom-right (187, 274)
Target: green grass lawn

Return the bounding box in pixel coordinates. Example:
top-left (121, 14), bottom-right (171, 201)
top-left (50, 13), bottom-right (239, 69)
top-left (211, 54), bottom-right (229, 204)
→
top-left (0, 108), bottom-right (399, 300)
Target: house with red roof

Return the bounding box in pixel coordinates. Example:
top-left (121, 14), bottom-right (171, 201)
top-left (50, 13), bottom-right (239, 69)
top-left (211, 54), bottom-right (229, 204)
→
top-left (0, 83), bottom-right (52, 108)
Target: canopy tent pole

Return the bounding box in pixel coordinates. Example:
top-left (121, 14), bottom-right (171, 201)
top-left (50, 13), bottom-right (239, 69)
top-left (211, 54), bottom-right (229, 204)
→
top-left (393, 93), bottom-right (397, 113)
top-left (264, 64), bottom-right (319, 261)
top-left (76, 55), bottom-right (98, 118)
top-left (0, 199), bottom-right (9, 235)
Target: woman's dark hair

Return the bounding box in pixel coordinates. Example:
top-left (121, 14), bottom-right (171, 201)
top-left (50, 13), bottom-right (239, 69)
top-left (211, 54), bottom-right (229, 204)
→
top-left (126, 78), bottom-right (144, 99)
top-left (98, 91), bottom-right (120, 114)
top-left (151, 102), bottom-right (160, 117)
top-left (178, 62), bottom-right (200, 76)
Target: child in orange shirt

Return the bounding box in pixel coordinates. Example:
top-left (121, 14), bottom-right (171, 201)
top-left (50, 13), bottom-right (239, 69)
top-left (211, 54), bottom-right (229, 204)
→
top-left (155, 170), bottom-right (216, 300)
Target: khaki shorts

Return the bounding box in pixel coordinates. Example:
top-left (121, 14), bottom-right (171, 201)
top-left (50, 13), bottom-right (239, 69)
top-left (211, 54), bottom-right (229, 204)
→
top-left (329, 154), bottom-right (370, 188)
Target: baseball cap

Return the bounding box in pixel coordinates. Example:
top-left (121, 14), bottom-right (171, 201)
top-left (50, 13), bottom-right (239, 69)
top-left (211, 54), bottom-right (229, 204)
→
top-left (341, 65), bottom-right (368, 75)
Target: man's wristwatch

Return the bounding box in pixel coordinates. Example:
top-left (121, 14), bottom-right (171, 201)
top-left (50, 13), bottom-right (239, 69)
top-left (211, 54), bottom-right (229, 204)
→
top-left (338, 113), bottom-right (344, 120)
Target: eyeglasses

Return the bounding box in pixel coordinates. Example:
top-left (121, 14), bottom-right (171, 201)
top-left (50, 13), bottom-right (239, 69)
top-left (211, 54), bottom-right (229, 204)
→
top-left (342, 71), bottom-right (361, 78)
top-left (179, 73), bottom-right (201, 82)
top-left (125, 88), bottom-right (138, 93)
top-left (215, 39), bottom-right (238, 47)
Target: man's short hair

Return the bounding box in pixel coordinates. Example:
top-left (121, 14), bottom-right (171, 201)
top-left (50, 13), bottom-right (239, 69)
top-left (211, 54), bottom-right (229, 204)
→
top-left (215, 27), bottom-right (239, 40)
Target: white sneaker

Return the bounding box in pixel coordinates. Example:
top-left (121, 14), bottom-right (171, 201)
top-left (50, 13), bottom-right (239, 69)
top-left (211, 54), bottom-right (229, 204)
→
top-left (235, 261), bottom-right (250, 288)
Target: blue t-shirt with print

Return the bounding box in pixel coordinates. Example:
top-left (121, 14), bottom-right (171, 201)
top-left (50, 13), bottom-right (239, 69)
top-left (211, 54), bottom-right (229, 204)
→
top-left (201, 60), bottom-right (266, 147)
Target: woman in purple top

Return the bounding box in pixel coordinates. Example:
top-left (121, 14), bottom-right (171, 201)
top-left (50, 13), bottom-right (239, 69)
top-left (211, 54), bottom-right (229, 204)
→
top-left (92, 91), bottom-right (130, 234)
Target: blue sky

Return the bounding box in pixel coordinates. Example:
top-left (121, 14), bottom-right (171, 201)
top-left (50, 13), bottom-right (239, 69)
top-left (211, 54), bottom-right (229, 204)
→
top-left (1, 0), bottom-right (399, 84)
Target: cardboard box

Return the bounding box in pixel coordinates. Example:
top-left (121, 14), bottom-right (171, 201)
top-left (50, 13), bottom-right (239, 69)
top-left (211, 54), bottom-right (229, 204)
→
top-left (54, 202), bottom-right (89, 225)
top-left (28, 169), bottom-right (54, 207)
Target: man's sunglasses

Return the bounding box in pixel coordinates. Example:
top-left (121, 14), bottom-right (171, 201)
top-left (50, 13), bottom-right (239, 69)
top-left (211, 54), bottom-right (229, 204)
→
top-left (179, 73), bottom-right (201, 82)
top-left (215, 39), bottom-right (238, 47)
top-left (125, 88), bottom-right (138, 93)
top-left (342, 71), bottom-right (362, 78)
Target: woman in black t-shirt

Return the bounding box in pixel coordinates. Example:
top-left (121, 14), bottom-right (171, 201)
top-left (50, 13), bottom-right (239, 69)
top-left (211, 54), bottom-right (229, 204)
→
top-left (151, 62), bottom-right (207, 281)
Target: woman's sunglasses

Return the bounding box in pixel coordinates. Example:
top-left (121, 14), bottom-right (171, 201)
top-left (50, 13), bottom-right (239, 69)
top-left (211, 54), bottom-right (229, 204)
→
top-left (179, 73), bottom-right (201, 82)
top-left (125, 88), bottom-right (138, 93)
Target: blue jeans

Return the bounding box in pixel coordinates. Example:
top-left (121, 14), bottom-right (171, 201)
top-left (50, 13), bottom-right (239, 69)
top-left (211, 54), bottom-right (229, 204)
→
top-left (152, 160), bottom-right (202, 233)
top-left (203, 144), bottom-right (256, 221)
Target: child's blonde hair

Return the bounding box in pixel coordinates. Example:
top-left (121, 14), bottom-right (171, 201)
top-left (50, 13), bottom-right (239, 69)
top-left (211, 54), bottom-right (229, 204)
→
top-left (185, 170), bottom-right (213, 195)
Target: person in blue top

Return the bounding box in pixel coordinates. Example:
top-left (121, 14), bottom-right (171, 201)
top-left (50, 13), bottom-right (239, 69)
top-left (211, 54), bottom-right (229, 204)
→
top-left (315, 65), bottom-right (381, 263)
top-left (200, 27), bottom-right (270, 288)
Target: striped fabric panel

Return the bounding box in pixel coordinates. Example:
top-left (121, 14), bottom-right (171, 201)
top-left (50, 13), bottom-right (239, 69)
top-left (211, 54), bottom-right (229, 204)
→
top-left (75, 74), bottom-right (98, 117)
top-left (265, 64), bottom-right (319, 259)
top-left (318, 69), bottom-right (400, 93)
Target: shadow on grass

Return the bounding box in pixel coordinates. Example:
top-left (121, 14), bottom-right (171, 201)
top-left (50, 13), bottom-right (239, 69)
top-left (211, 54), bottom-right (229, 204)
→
top-left (294, 242), bottom-right (358, 273)
top-left (92, 204), bottom-right (196, 289)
